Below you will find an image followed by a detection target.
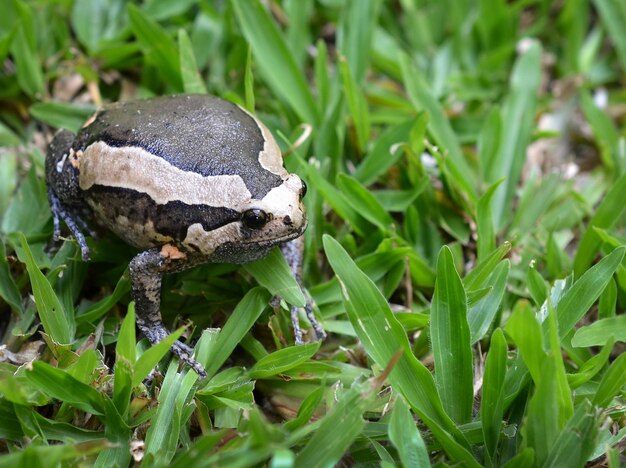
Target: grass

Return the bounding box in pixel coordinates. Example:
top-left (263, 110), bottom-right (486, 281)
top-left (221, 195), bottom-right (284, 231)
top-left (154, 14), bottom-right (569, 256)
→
top-left (1, 0), bottom-right (626, 466)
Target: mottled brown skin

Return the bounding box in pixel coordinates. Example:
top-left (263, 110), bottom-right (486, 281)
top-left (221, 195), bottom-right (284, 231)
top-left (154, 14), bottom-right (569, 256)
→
top-left (45, 94), bottom-right (324, 377)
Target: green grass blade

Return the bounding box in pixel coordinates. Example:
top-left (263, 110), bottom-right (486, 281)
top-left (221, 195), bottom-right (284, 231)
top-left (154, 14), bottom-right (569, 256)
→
top-left (294, 386), bottom-right (367, 467)
top-left (480, 328), bottom-right (507, 464)
top-left (113, 303), bottom-right (135, 417)
top-left (468, 260), bottom-right (509, 344)
top-left (25, 361), bottom-right (105, 415)
top-left (542, 400), bottom-right (601, 468)
top-left (323, 235), bottom-right (479, 466)
top-left (339, 56), bottom-right (370, 152)
top-left (592, 0), bottom-right (626, 72)
top-left (592, 351), bottom-right (626, 408)
top-left (248, 342), bottom-right (320, 379)
top-left (573, 173), bottom-right (626, 277)
top-left (431, 246), bottom-right (473, 424)
top-left (30, 102), bottom-right (96, 133)
top-left (127, 4), bottom-right (181, 91)
top-left (567, 338), bottom-right (614, 389)
top-left (10, 23), bottom-right (43, 97)
top-left (579, 90), bottom-right (620, 170)
top-left (19, 234), bottom-right (72, 345)
top-left (144, 362), bottom-right (198, 464)
top-left (505, 300), bottom-right (545, 384)
top-left (556, 247), bottom-right (625, 338)
top-left (337, 0), bottom-right (379, 83)
top-left (486, 42), bottom-right (541, 229)
top-left (598, 277), bottom-right (617, 319)
top-left (178, 29), bottom-right (207, 94)
top-left (354, 117), bottom-right (424, 185)
top-left (231, 0), bottom-right (318, 125)
top-left (522, 358), bottom-right (559, 465)
top-left (337, 173), bottom-right (395, 234)
top-left (0, 239), bottom-right (22, 313)
top-left (202, 288), bottom-right (270, 379)
top-left (245, 247), bottom-right (305, 307)
top-left (399, 53), bottom-right (476, 204)
top-left (132, 326), bottom-right (186, 386)
top-left (476, 179), bottom-right (504, 260)
top-left (388, 397), bottom-right (431, 468)
top-left (463, 242), bottom-right (512, 290)
top-left (571, 315), bottom-right (626, 347)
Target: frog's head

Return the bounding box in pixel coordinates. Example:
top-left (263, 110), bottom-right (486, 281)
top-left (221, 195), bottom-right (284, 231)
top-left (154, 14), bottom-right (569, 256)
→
top-left (180, 172), bottom-right (307, 263)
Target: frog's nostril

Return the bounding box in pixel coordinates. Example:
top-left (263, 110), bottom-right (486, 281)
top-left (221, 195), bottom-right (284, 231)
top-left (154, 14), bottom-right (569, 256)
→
top-left (283, 215), bottom-right (292, 225)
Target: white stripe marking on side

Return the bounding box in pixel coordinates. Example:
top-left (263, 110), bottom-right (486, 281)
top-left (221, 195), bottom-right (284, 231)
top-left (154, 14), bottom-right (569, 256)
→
top-left (79, 141), bottom-right (252, 208)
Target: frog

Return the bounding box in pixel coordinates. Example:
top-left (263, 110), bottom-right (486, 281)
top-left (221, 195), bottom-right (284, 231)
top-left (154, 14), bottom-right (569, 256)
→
top-left (45, 94), bottom-right (325, 377)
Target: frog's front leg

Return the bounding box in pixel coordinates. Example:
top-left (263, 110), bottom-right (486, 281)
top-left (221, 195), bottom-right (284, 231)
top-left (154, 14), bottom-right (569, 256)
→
top-left (129, 245), bottom-right (207, 378)
top-left (280, 237), bottom-right (326, 344)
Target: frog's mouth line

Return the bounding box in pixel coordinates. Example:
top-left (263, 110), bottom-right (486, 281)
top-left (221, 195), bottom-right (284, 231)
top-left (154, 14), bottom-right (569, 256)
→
top-left (238, 222), bottom-right (307, 248)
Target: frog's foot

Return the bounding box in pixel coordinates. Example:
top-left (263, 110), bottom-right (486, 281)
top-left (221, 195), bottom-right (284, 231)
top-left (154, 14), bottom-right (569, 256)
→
top-left (171, 340), bottom-right (207, 378)
top-left (48, 188), bottom-right (91, 261)
top-left (304, 302), bottom-right (327, 340)
top-left (289, 302), bottom-right (326, 346)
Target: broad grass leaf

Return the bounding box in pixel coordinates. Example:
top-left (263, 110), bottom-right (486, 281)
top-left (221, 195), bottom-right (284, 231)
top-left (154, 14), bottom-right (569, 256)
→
top-left (476, 179), bottom-right (504, 260)
top-left (399, 53), bottom-right (476, 204)
top-left (522, 358), bottom-right (559, 465)
top-left (431, 246), bottom-right (473, 424)
top-left (573, 174), bottom-right (626, 277)
top-left (337, 0), bottom-right (379, 83)
top-left (231, 0), bottom-right (318, 125)
top-left (25, 362), bottom-right (105, 415)
top-left (201, 288), bottom-right (270, 379)
top-left (144, 362), bottom-right (198, 464)
top-left (0, 239), bottom-right (22, 313)
top-left (132, 326), bottom-right (186, 386)
top-left (567, 339), bottom-right (614, 389)
top-left (556, 247), bottom-right (625, 338)
top-left (354, 117), bottom-right (422, 185)
top-left (388, 398), bottom-right (430, 468)
top-left (10, 23), bottom-right (43, 97)
top-left (485, 42), bottom-right (541, 229)
top-left (294, 387), bottom-right (366, 468)
top-left (30, 102), bottom-right (96, 133)
top-left (178, 29), bottom-right (207, 94)
top-left (571, 315), bottom-right (626, 347)
top-left (339, 56), bottom-right (370, 152)
top-left (244, 247), bottom-right (305, 307)
top-left (19, 234), bottom-right (72, 345)
top-left (542, 400), bottom-right (601, 468)
top-left (480, 328), bottom-right (507, 464)
top-left (593, 0), bottom-right (626, 72)
top-left (505, 300), bottom-right (545, 384)
top-left (592, 351), bottom-right (626, 408)
top-left (463, 242), bottom-right (511, 290)
top-left (248, 343), bottom-right (320, 379)
top-left (337, 174), bottom-right (395, 234)
top-left (468, 260), bottom-right (509, 343)
top-left (127, 4), bottom-right (182, 91)
top-left (323, 235), bottom-right (479, 466)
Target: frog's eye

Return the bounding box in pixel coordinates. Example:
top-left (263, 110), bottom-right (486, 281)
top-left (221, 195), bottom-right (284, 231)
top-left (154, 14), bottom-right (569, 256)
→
top-left (242, 209), bottom-right (269, 229)
top-left (300, 180), bottom-right (307, 200)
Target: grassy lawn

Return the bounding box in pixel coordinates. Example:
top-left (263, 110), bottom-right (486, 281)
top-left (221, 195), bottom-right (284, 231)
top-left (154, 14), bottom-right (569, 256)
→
top-left (1, 0), bottom-right (626, 466)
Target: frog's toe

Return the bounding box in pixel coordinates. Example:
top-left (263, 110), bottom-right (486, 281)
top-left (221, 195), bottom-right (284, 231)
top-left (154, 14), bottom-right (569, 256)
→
top-left (305, 303), bottom-right (326, 340)
top-left (171, 340), bottom-right (207, 378)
